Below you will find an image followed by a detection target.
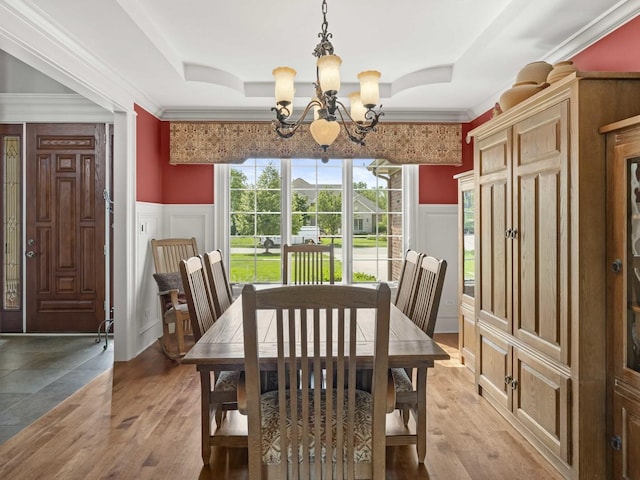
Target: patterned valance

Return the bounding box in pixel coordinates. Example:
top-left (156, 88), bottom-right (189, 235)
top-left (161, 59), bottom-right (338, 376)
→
top-left (169, 121), bottom-right (461, 165)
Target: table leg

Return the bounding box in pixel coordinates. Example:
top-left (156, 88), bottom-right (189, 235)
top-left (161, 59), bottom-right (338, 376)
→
top-left (199, 368), bottom-right (212, 465)
top-left (416, 367), bottom-right (427, 463)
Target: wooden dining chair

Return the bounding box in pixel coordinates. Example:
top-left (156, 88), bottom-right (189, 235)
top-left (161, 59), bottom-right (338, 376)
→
top-left (151, 237), bottom-right (198, 359)
top-left (282, 243), bottom-right (335, 284)
top-left (391, 254), bottom-right (447, 460)
top-left (393, 249), bottom-right (423, 316)
top-left (239, 283), bottom-right (392, 480)
top-left (203, 249), bottom-right (234, 317)
top-left (180, 255), bottom-right (239, 427)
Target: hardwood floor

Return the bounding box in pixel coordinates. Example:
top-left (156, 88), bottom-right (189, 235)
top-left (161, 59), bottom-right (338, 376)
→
top-left (0, 334), bottom-right (562, 479)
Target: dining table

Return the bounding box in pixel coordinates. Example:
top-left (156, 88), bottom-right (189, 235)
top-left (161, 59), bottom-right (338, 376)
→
top-left (182, 285), bottom-right (450, 465)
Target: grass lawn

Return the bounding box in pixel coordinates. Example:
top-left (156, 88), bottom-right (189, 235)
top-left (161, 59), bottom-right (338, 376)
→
top-left (228, 235), bottom-right (388, 283)
top-left (230, 253), bottom-right (344, 283)
top-left (464, 250), bottom-right (474, 281)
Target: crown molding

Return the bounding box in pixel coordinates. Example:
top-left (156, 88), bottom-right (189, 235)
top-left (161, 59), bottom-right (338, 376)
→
top-left (160, 107), bottom-right (470, 123)
top-left (0, 93), bottom-right (114, 122)
top-left (545, 0), bottom-right (640, 61)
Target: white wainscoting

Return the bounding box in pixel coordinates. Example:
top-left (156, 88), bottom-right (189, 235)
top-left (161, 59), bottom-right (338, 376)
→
top-left (135, 202), bottom-right (215, 355)
top-left (414, 204), bottom-right (458, 333)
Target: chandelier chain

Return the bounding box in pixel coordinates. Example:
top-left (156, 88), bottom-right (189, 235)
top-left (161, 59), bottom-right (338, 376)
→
top-left (314, 0), bottom-right (334, 58)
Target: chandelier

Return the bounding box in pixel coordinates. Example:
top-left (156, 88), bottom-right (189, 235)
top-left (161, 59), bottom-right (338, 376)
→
top-left (271, 0), bottom-right (383, 154)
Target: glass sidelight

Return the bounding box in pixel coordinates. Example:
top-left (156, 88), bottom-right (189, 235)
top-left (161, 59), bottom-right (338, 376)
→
top-left (2, 136), bottom-right (20, 310)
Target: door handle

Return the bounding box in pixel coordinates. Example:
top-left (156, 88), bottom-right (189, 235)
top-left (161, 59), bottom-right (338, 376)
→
top-left (25, 251), bottom-right (35, 258)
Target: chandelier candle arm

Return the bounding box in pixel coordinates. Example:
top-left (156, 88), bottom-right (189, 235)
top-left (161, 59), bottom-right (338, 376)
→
top-left (271, 0), bottom-right (383, 151)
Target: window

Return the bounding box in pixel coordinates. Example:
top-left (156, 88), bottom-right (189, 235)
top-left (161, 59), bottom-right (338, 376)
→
top-left (224, 158), bottom-right (407, 284)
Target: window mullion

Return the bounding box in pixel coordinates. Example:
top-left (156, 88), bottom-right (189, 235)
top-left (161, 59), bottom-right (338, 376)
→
top-left (342, 159), bottom-right (353, 284)
top-left (281, 158), bottom-right (291, 246)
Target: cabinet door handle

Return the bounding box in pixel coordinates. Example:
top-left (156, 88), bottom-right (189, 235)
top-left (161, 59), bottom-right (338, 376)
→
top-left (610, 435), bottom-right (622, 451)
top-left (510, 228), bottom-right (518, 239)
top-left (504, 375), bottom-right (512, 385)
top-left (511, 379), bottom-right (518, 390)
top-left (504, 229), bottom-right (512, 238)
top-left (611, 259), bottom-right (622, 273)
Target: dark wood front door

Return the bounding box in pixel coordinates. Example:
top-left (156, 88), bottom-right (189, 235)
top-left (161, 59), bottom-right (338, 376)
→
top-left (26, 124), bottom-right (106, 332)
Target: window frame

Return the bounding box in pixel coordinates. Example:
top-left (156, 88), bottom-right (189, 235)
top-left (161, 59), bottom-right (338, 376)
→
top-left (214, 160), bottom-right (418, 285)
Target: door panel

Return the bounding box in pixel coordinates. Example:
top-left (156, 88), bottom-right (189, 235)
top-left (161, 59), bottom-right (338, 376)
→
top-left (613, 388), bottom-right (640, 479)
top-left (512, 102), bottom-right (569, 364)
top-left (478, 325), bottom-right (511, 410)
top-left (26, 124), bottom-right (106, 332)
top-left (477, 129), bottom-right (512, 333)
top-left (513, 347), bottom-right (571, 463)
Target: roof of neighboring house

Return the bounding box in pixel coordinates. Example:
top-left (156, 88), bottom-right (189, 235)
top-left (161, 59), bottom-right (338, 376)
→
top-left (292, 177), bottom-right (381, 213)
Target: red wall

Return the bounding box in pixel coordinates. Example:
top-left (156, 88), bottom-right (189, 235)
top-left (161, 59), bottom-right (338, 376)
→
top-left (136, 105), bottom-right (213, 204)
top-left (571, 15), bottom-right (640, 72)
top-left (139, 14), bottom-right (640, 205)
top-left (135, 104), bottom-right (163, 203)
top-left (419, 112), bottom-right (491, 204)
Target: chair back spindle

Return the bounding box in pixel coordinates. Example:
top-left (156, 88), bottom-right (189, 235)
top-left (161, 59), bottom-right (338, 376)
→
top-left (180, 256), bottom-right (217, 341)
top-left (409, 255), bottom-right (447, 337)
top-left (203, 249), bottom-right (234, 317)
top-left (282, 243), bottom-right (335, 284)
top-left (394, 250), bottom-right (423, 316)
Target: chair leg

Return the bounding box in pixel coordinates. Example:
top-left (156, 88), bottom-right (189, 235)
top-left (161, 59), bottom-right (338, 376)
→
top-left (214, 405), bottom-right (223, 427)
top-left (402, 405), bottom-right (410, 427)
top-left (200, 370), bottom-right (212, 465)
top-left (416, 368), bottom-right (427, 463)
top-left (175, 317), bottom-right (186, 356)
top-left (159, 320), bottom-right (183, 361)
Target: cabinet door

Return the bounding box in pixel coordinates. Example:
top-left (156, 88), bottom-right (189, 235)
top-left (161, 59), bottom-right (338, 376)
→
top-left (477, 129), bottom-right (512, 333)
top-left (478, 325), bottom-right (512, 410)
top-left (512, 102), bottom-right (569, 364)
top-left (613, 387), bottom-right (640, 479)
top-left (513, 347), bottom-right (571, 464)
top-left (607, 128), bottom-right (640, 479)
top-left (608, 133), bottom-right (640, 391)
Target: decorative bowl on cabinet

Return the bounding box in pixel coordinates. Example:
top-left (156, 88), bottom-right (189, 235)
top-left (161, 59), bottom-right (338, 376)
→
top-left (547, 60), bottom-right (577, 83)
top-left (515, 61), bottom-right (553, 84)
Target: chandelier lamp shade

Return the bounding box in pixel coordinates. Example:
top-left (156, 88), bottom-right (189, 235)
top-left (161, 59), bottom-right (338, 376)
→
top-left (272, 0), bottom-right (383, 153)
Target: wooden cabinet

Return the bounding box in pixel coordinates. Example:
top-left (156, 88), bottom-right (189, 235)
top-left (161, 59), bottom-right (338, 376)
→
top-left (455, 171), bottom-right (476, 371)
top-left (478, 325), bottom-right (571, 463)
top-left (602, 115), bottom-right (640, 479)
top-left (469, 72), bottom-right (640, 479)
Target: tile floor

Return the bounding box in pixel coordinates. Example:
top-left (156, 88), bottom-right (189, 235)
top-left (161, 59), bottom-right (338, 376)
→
top-left (0, 335), bottom-right (114, 444)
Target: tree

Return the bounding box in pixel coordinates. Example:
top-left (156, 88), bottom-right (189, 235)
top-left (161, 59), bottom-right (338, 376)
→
top-left (255, 164), bottom-right (281, 236)
top-left (315, 190), bottom-right (341, 243)
top-left (291, 192), bottom-right (309, 234)
top-left (230, 169), bottom-right (253, 236)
